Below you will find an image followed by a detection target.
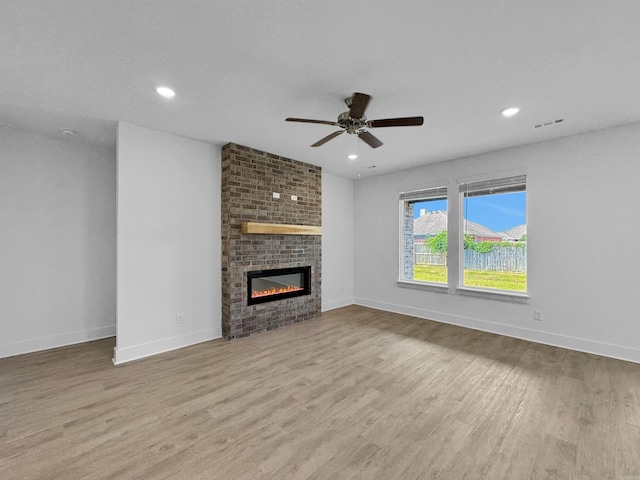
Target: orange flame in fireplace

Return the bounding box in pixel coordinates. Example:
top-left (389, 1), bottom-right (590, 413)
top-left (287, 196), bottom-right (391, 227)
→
top-left (251, 285), bottom-right (303, 298)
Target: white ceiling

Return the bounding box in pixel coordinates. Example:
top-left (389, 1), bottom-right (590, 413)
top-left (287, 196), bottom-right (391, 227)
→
top-left (2, 1), bottom-right (640, 179)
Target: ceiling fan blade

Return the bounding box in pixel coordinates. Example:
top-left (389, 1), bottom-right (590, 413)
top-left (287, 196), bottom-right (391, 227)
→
top-left (358, 130), bottom-right (383, 149)
top-left (368, 116), bottom-right (424, 128)
top-left (286, 117), bottom-right (338, 126)
top-left (311, 130), bottom-right (344, 147)
top-left (349, 92), bottom-right (371, 119)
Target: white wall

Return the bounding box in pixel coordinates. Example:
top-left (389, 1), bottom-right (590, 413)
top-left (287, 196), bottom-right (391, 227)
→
top-left (0, 128), bottom-right (116, 358)
top-left (354, 121), bottom-right (640, 363)
top-left (321, 173), bottom-right (354, 311)
top-left (114, 122), bottom-right (221, 364)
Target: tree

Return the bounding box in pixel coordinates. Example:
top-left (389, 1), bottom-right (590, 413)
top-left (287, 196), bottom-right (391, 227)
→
top-left (425, 231), bottom-right (524, 253)
top-left (425, 230), bottom-right (448, 252)
top-left (463, 234), bottom-right (475, 250)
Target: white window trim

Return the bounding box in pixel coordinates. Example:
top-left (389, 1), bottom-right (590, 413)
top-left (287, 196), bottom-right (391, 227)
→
top-left (456, 286), bottom-right (529, 304)
top-left (456, 168), bottom-right (528, 188)
top-left (397, 279), bottom-right (449, 293)
top-left (397, 171), bottom-right (529, 304)
top-left (457, 173), bottom-right (527, 300)
top-left (398, 184), bottom-right (449, 285)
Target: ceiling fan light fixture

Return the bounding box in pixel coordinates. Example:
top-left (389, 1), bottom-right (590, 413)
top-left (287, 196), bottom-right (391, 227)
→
top-left (156, 86), bottom-right (176, 99)
top-left (501, 107), bottom-right (520, 118)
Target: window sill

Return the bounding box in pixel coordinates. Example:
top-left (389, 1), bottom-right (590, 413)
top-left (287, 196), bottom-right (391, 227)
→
top-left (456, 287), bottom-right (529, 304)
top-left (396, 281), bottom-right (529, 304)
top-left (397, 280), bottom-right (449, 293)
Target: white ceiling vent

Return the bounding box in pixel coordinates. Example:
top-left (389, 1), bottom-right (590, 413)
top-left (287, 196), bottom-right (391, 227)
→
top-left (533, 118), bottom-right (564, 129)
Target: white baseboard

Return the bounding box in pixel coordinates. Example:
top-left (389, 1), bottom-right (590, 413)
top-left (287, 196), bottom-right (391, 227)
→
top-left (0, 325), bottom-right (116, 359)
top-left (112, 327), bottom-right (222, 365)
top-left (322, 297), bottom-right (355, 312)
top-left (354, 297), bottom-right (640, 365)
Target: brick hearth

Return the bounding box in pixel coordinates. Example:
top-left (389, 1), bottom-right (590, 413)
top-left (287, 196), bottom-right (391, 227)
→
top-left (221, 143), bottom-right (321, 339)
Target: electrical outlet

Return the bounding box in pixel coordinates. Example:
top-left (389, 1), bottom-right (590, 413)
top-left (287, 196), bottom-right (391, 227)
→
top-left (176, 313), bottom-right (184, 324)
top-left (272, 192), bottom-right (280, 199)
top-left (534, 310), bottom-right (542, 321)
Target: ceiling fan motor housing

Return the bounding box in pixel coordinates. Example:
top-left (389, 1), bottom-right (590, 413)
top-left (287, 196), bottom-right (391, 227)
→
top-left (338, 111), bottom-right (367, 135)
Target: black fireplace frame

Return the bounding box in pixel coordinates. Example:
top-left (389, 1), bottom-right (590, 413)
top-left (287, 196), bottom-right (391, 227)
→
top-left (247, 266), bottom-right (311, 306)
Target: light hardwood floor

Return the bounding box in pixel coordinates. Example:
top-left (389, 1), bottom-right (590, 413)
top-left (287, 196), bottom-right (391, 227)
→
top-left (2, 305), bottom-right (640, 479)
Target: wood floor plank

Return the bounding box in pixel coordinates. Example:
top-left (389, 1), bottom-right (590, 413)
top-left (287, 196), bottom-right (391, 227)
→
top-left (2, 305), bottom-right (640, 479)
top-left (529, 433), bottom-right (578, 479)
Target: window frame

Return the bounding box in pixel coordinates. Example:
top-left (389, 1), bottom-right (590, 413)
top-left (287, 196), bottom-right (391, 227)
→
top-left (397, 185), bottom-right (449, 290)
top-left (456, 174), bottom-right (528, 301)
top-left (396, 172), bottom-right (529, 304)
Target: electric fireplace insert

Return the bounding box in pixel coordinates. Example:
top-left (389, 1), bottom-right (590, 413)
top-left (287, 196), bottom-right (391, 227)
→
top-left (247, 266), bottom-right (311, 305)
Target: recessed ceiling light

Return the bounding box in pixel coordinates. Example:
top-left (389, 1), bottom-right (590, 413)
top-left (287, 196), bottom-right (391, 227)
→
top-left (156, 86), bottom-right (175, 99)
top-left (347, 154), bottom-right (358, 160)
top-left (500, 107), bottom-right (520, 118)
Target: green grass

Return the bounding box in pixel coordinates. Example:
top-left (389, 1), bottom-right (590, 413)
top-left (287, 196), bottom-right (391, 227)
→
top-left (413, 265), bottom-right (526, 292)
top-left (413, 265), bottom-right (448, 283)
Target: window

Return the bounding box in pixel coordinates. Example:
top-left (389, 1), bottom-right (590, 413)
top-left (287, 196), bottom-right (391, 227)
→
top-left (459, 175), bottom-right (526, 293)
top-left (399, 186), bottom-right (448, 285)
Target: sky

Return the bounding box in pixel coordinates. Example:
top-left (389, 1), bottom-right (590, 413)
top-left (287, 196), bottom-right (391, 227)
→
top-left (413, 192), bottom-right (526, 233)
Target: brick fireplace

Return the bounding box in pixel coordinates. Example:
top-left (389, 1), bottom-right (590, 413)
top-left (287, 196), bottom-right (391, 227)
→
top-left (221, 143), bottom-right (321, 339)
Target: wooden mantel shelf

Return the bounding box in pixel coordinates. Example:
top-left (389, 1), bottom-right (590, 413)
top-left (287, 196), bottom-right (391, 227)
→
top-left (241, 222), bottom-right (322, 236)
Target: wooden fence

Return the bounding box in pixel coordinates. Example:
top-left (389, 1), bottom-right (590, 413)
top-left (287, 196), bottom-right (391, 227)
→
top-left (414, 245), bottom-right (447, 265)
top-left (415, 244), bottom-right (526, 272)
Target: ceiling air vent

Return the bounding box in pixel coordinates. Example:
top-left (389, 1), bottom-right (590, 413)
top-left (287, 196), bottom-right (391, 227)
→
top-left (533, 118), bottom-right (564, 129)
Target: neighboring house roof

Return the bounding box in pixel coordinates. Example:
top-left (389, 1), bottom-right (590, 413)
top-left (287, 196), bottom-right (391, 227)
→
top-left (413, 210), bottom-right (502, 239)
top-left (413, 210), bottom-right (448, 236)
top-left (463, 220), bottom-right (503, 240)
top-left (501, 224), bottom-right (527, 240)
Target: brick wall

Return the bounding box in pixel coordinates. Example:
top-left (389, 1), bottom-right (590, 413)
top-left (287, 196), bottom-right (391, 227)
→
top-left (402, 202), bottom-right (414, 280)
top-left (221, 143), bottom-right (321, 339)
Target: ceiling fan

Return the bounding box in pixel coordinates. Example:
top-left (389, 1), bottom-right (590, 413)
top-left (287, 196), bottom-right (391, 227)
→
top-left (286, 92), bottom-right (424, 149)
